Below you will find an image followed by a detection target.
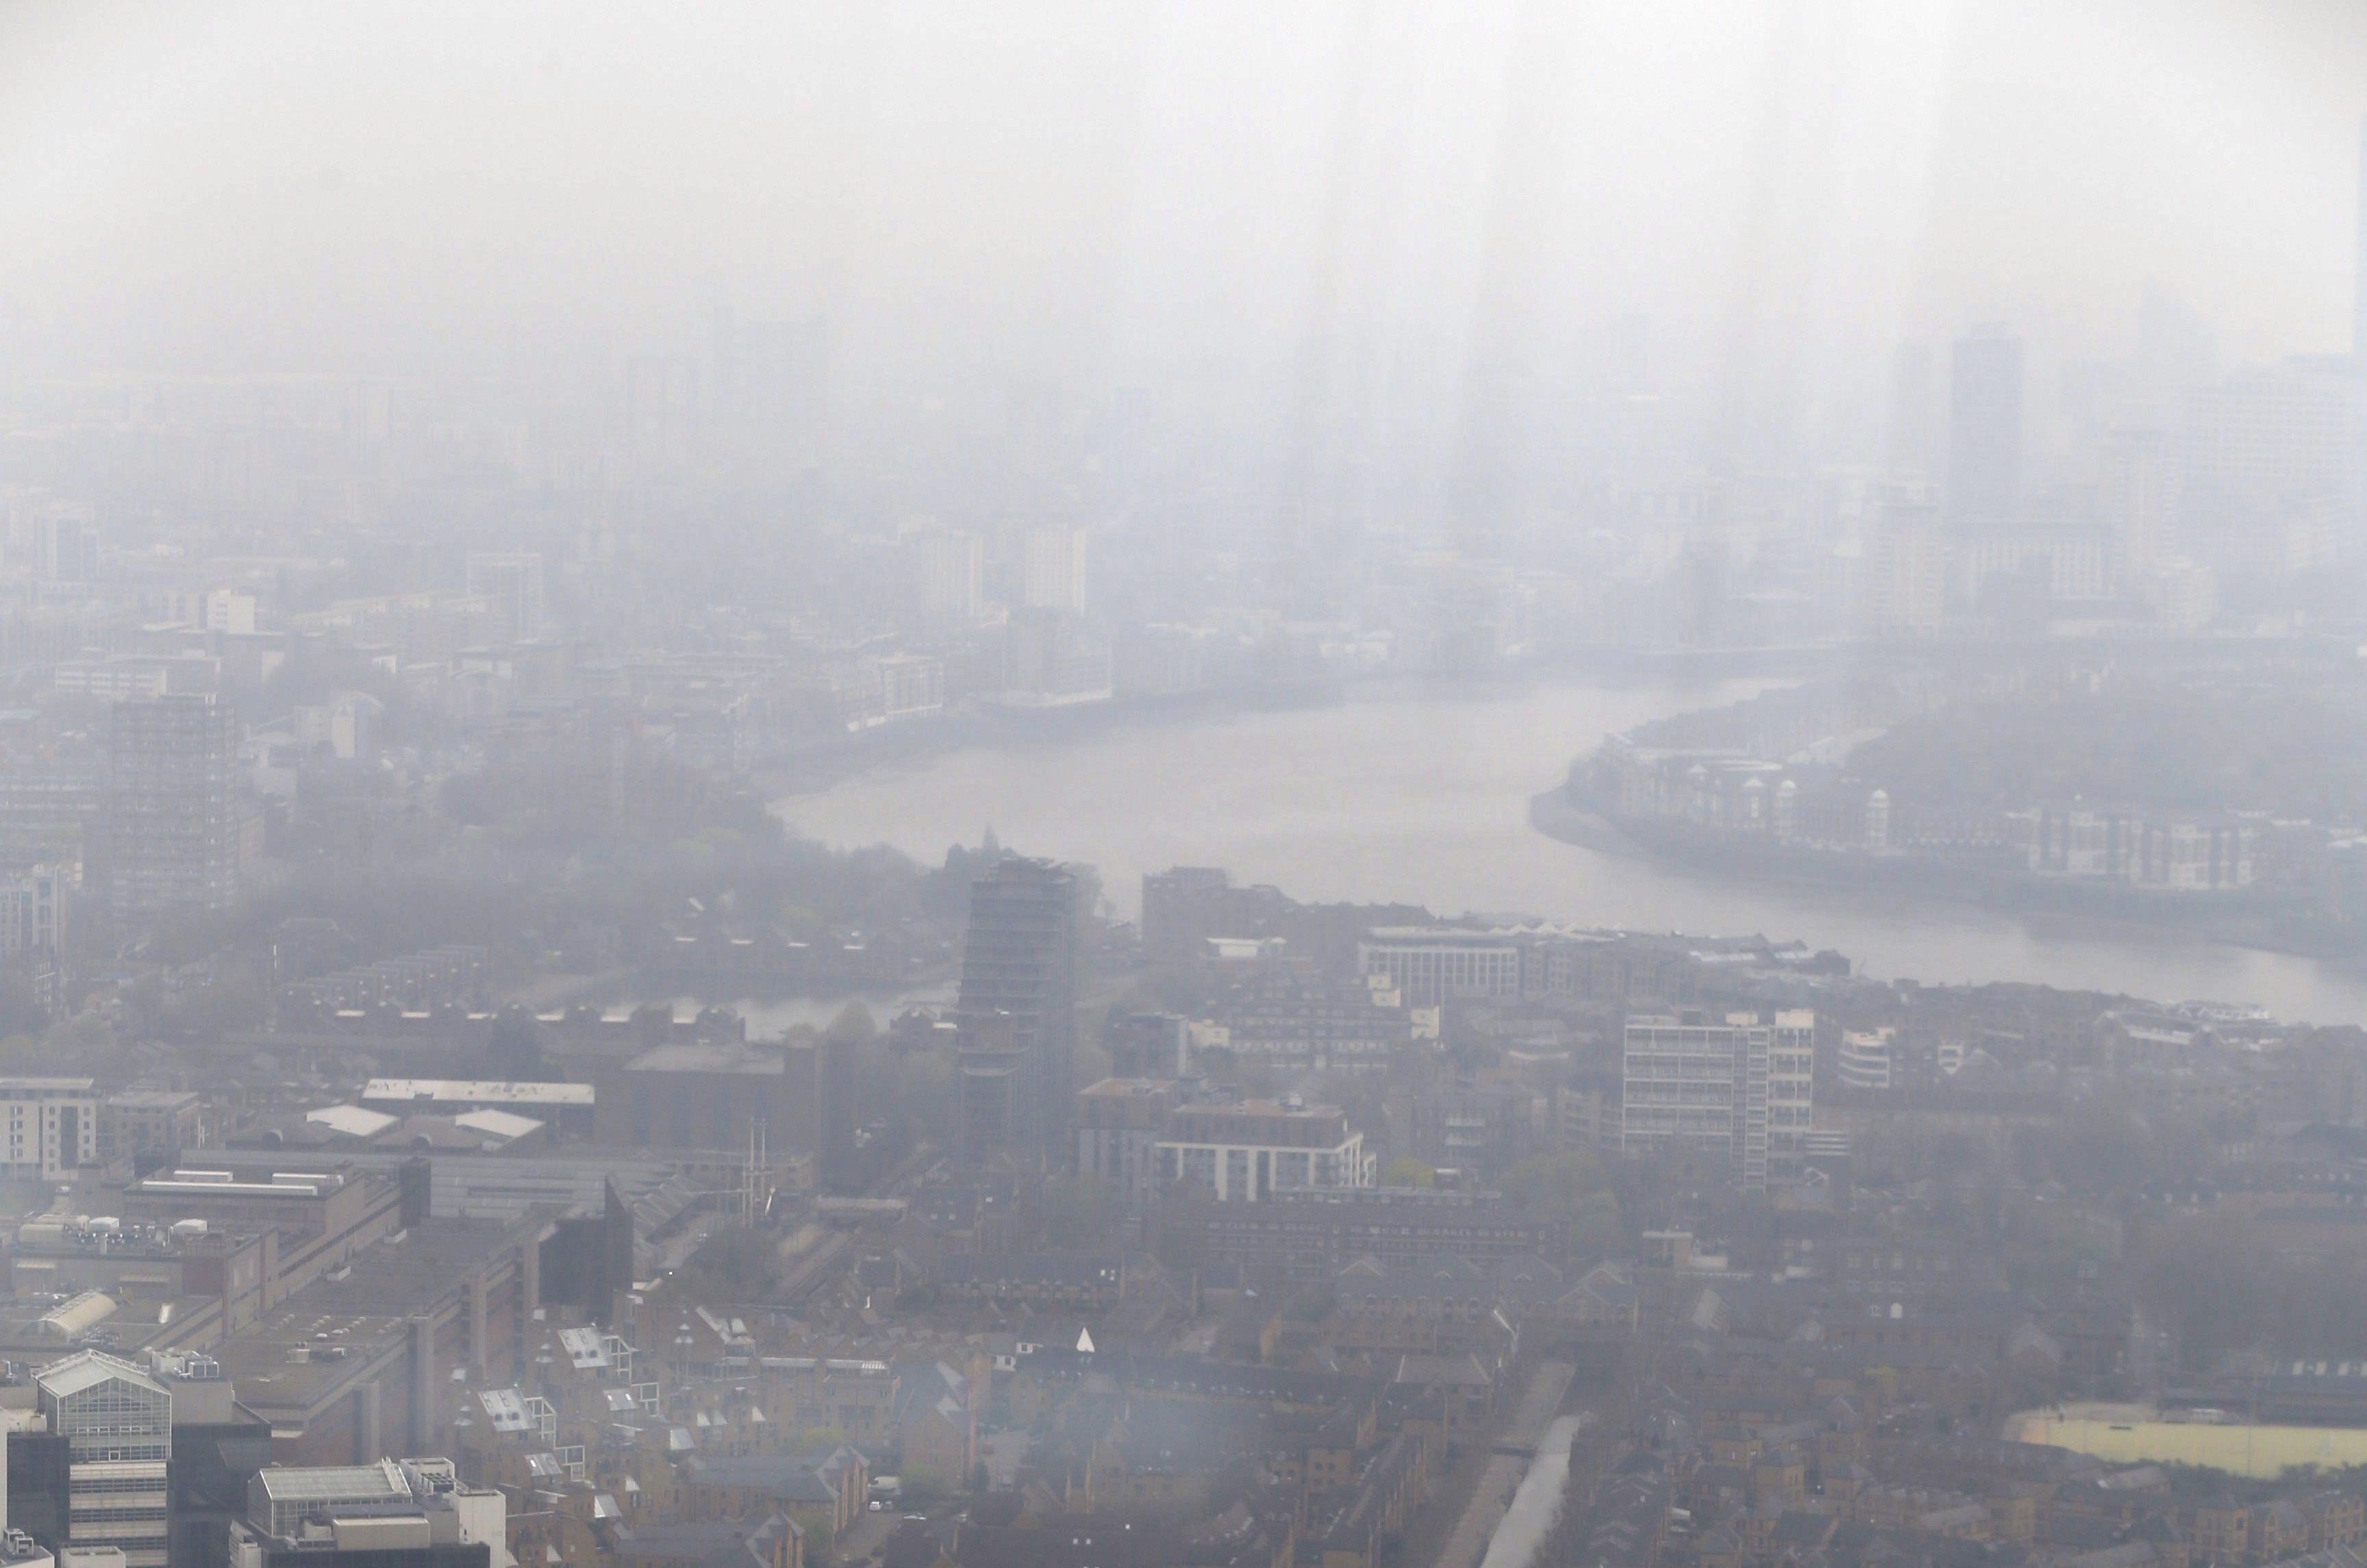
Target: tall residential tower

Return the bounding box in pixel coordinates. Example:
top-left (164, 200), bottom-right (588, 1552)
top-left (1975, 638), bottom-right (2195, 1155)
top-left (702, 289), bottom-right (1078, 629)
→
top-left (953, 857), bottom-right (1077, 1165)
top-left (105, 694), bottom-right (240, 918)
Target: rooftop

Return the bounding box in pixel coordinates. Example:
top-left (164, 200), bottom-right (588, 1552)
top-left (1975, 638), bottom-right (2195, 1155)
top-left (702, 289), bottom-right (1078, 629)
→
top-left (106, 1089), bottom-right (201, 1109)
top-left (256, 1458), bottom-right (411, 1506)
top-left (36, 1348), bottom-right (166, 1400)
top-left (1079, 1078), bottom-right (1184, 1100)
top-left (624, 1043), bottom-right (784, 1076)
top-left (305, 1105), bottom-right (399, 1139)
top-left (362, 1078), bottom-right (595, 1108)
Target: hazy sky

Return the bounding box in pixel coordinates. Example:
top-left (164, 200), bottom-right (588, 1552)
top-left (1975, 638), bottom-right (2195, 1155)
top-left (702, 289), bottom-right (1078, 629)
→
top-left (1, 0), bottom-right (2362, 405)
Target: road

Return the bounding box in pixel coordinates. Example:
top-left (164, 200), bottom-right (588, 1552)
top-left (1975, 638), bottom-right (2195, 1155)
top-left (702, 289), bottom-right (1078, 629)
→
top-left (982, 1428), bottom-right (1031, 1488)
top-left (830, 1506), bottom-right (903, 1565)
top-left (1429, 1361), bottom-right (1575, 1568)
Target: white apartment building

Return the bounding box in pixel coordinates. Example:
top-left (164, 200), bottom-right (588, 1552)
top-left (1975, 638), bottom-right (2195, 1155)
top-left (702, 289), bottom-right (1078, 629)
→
top-left (1357, 928), bottom-right (1523, 1008)
top-left (1154, 1100), bottom-right (1375, 1203)
top-left (0, 1078), bottom-right (97, 1180)
top-left (1620, 1011), bottom-right (1814, 1190)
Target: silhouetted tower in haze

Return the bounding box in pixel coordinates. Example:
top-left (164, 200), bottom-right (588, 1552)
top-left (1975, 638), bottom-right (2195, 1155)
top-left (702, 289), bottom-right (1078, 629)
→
top-left (1948, 325), bottom-right (2023, 530)
top-left (953, 857), bottom-right (1076, 1165)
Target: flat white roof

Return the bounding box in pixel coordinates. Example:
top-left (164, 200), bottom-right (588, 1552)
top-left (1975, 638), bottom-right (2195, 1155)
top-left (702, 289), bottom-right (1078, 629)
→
top-left (307, 1105), bottom-right (399, 1139)
top-left (453, 1108), bottom-right (544, 1141)
top-left (362, 1078), bottom-right (593, 1108)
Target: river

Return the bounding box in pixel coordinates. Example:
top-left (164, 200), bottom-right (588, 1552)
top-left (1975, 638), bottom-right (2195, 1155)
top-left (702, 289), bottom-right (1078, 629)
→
top-left (771, 678), bottom-right (2367, 1025)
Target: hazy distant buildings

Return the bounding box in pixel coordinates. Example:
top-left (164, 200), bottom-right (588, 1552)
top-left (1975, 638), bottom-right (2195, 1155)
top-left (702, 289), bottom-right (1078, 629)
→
top-left (105, 694), bottom-right (240, 918)
top-left (1956, 525), bottom-right (2112, 609)
top-left (815, 653), bottom-right (945, 731)
top-left (711, 307), bottom-right (825, 488)
top-left (1075, 1076), bottom-right (1191, 1206)
top-left (1141, 868), bottom-right (1270, 966)
top-left (915, 531), bottom-right (985, 622)
top-left (462, 551), bottom-right (544, 643)
top-left (1020, 524), bottom-right (1088, 616)
top-left (2181, 359), bottom-right (2358, 570)
top-left (1883, 342), bottom-right (1942, 479)
top-left (625, 354), bottom-right (701, 478)
top-left (1620, 1009), bottom-right (1816, 1189)
top-left (0, 863), bottom-right (64, 957)
top-left (2147, 557), bottom-right (2220, 631)
top-left (1865, 490), bottom-right (1946, 636)
top-left (1001, 609), bottom-right (1112, 707)
top-left (2097, 427), bottom-right (2175, 592)
top-left (2027, 805), bottom-right (2255, 889)
top-left (1948, 325), bottom-right (2023, 529)
top-left (954, 857), bottom-right (1077, 1164)
top-left (1112, 624), bottom-right (1212, 698)
top-left (38, 505), bottom-right (98, 585)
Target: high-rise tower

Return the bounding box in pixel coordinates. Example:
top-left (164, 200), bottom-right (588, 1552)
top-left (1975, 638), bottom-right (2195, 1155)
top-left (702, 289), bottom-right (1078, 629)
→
top-left (105, 694), bottom-right (239, 918)
top-left (953, 857), bottom-right (1076, 1165)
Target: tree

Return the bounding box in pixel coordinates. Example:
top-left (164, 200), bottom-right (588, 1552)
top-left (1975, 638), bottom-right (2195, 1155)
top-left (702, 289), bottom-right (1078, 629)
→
top-left (1042, 1173), bottom-right (1119, 1249)
top-left (1381, 1157), bottom-right (1436, 1189)
top-left (1501, 1149), bottom-right (1623, 1256)
top-left (901, 1467), bottom-right (951, 1511)
top-left (488, 1014), bottom-right (563, 1083)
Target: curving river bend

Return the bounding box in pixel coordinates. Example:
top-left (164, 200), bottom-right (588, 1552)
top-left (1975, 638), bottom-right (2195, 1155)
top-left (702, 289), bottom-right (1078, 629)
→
top-left (772, 678), bottom-right (2367, 1026)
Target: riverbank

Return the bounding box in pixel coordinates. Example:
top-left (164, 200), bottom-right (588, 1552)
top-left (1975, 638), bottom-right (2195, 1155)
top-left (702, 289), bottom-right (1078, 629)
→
top-left (758, 650), bottom-right (1845, 800)
top-left (770, 672), bottom-right (2367, 1020)
top-left (1528, 786), bottom-right (2367, 974)
top-left (759, 676), bottom-right (1351, 796)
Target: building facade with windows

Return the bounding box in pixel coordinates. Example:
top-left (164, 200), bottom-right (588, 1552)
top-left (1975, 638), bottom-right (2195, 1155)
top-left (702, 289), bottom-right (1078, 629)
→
top-left (954, 858), bottom-right (1076, 1164)
top-left (35, 1350), bottom-right (172, 1567)
top-left (105, 694), bottom-right (240, 917)
top-left (1620, 1010), bottom-right (1815, 1190)
top-left (1154, 1100), bottom-right (1375, 1203)
top-left (1356, 928), bottom-right (1522, 1008)
top-left (0, 1078), bottom-right (97, 1180)
top-left (1837, 1028), bottom-right (1894, 1091)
